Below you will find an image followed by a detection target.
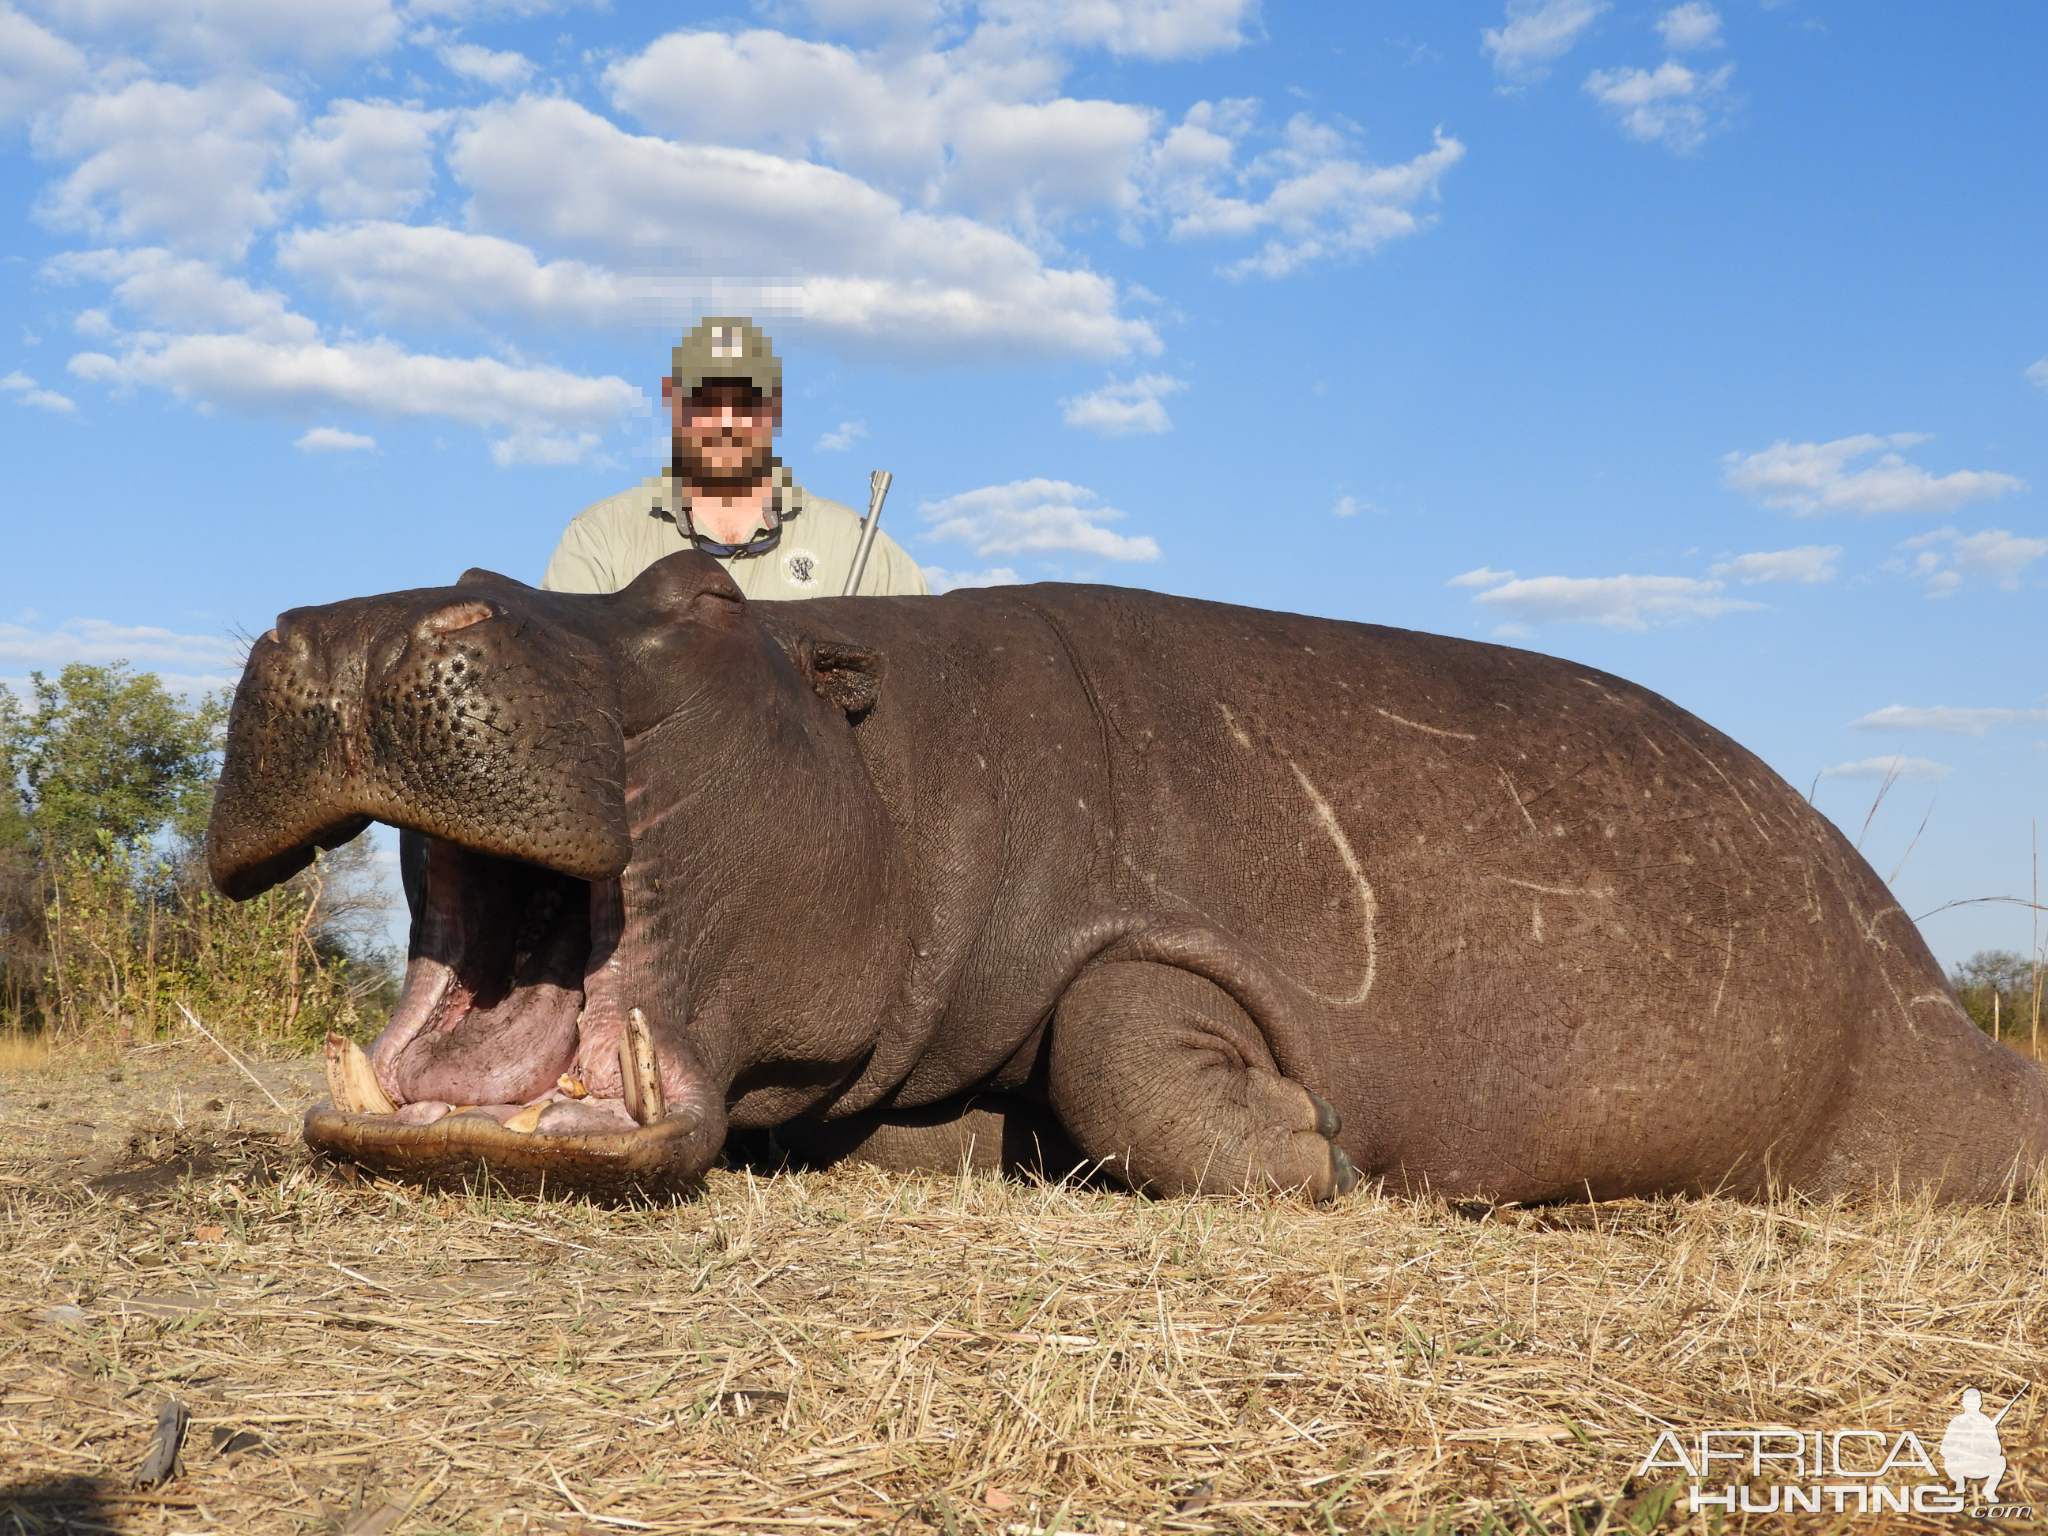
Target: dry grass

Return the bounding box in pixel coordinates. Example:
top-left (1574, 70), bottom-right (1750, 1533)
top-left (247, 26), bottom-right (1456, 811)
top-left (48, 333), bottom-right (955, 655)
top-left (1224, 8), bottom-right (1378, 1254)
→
top-left (3, 1046), bottom-right (2045, 1535)
top-left (0, 1034), bottom-right (51, 1073)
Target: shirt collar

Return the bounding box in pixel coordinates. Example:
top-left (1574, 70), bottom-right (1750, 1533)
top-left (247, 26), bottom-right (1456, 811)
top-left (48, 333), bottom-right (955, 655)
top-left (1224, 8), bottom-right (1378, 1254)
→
top-left (655, 467), bottom-right (806, 560)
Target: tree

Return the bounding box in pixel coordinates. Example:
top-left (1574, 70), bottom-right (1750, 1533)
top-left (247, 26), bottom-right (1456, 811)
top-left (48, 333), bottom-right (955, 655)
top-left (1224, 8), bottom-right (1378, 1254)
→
top-left (3, 661), bottom-right (399, 1041)
top-left (1, 663), bottom-right (227, 857)
top-left (1950, 949), bottom-right (2041, 1041)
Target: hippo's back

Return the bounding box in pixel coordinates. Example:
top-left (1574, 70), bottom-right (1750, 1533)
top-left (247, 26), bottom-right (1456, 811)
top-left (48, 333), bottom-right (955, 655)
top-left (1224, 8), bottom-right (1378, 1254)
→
top-left (922, 584), bottom-right (1960, 1198)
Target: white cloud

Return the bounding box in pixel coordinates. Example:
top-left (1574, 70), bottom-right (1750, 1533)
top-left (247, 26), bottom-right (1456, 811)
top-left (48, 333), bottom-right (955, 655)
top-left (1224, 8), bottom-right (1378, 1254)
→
top-left (2029, 358), bottom-right (2048, 390)
top-left (491, 428), bottom-right (602, 466)
top-left (47, 239), bottom-right (637, 453)
top-left (1894, 526), bottom-right (2047, 595)
top-left (922, 565), bottom-right (1022, 592)
top-left (1152, 105), bottom-right (1465, 278)
top-left (295, 425), bottom-right (375, 452)
top-left (1708, 544), bottom-right (1840, 584)
top-left (0, 3), bottom-right (86, 123)
top-left (26, 0), bottom-right (402, 67)
top-left (1584, 60), bottom-right (1734, 154)
top-left (287, 100), bottom-right (446, 221)
top-left (607, 24), bottom-right (1458, 286)
top-left (979, 0), bottom-right (1257, 61)
top-left (1060, 372), bottom-right (1182, 435)
top-left (1853, 704), bottom-right (2048, 736)
top-left (1450, 566), bottom-right (1518, 587)
top-left (1724, 434), bottom-right (2025, 516)
top-left (404, 0), bottom-right (584, 16)
top-left (606, 29), bottom-right (1156, 233)
top-left (48, 246), bottom-right (316, 342)
top-left (786, 0), bottom-right (948, 30)
top-left (1483, 0), bottom-right (1608, 82)
top-left (2, 369), bottom-right (76, 411)
top-left (1461, 570), bottom-right (1762, 629)
top-left (817, 420), bottom-right (868, 451)
top-left (440, 42), bottom-right (535, 88)
top-left (1818, 755), bottom-right (1952, 785)
top-left (0, 616), bottom-right (241, 687)
top-left (33, 78), bottom-right (298, 258)
top-left (69, 331), bottom-right (637, 436)
top-left (1950, 528), bottom-right (2046, 583)
top-left (277, 222), bottom-right (632, 331)
top-left (1332, 495), bottom-right (1372, 517)
top-left (922, 478), bottom-right (1159, 560)
top-left (1656, 2), bottom-right (1722, 51)
top-left (450, 98), bottom-right (1158, 363)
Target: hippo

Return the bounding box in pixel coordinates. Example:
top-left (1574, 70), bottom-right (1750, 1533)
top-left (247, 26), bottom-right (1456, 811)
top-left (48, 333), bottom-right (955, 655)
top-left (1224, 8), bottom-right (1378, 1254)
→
top-left (207, 552), bottom-right (2048, 1203)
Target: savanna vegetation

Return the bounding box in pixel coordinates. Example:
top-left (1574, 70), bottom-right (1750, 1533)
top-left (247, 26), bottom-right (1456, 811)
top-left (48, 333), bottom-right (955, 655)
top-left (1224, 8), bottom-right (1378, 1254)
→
top-left (0, 661), bottom-right (396, 1053)
top-left (1952, 947), bottom-right (2046, 1051)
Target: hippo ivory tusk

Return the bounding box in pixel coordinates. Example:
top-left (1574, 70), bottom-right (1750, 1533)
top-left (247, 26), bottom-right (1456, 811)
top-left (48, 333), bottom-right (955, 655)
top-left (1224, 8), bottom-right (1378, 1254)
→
top-left (619, 1008), bottom-right (667, 1126)
top-left (326, 1034), bottom-right (395, 1116)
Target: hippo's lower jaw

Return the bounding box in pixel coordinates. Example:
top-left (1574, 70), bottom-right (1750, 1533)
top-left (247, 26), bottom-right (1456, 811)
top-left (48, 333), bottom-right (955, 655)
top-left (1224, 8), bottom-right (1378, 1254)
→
top-left (303, 1100), bottom-right (721, 1201)
top-left (304, 833), bottom-right (725, 1200)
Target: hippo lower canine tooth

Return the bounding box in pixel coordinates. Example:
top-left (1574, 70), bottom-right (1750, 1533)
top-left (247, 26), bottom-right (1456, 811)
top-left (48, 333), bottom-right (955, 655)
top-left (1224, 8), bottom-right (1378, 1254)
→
top-left (325, 1034), bottom-right (394, 1116)
top-left (619, 1008), bottom-right (666, 1127)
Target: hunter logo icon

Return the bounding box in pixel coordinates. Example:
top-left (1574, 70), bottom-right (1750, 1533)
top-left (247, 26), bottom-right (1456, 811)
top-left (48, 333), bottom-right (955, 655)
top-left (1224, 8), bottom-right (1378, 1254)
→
top-left (782, 548), bottom-right (820, 588)
top-left (1941, 1388), bottom-right (2011, 1501)
top-left (709, 325), bottom-right (743, 358)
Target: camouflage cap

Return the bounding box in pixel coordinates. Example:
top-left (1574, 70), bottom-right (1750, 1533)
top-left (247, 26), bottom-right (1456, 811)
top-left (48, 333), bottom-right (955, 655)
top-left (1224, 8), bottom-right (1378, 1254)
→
top-left (671, 317), bottom-right (782, 397)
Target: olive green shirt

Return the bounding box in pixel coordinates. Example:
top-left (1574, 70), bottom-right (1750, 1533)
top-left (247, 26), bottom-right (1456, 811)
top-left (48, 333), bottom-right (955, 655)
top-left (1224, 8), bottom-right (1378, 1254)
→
top-left (540, 467), bottom-right (929, 599)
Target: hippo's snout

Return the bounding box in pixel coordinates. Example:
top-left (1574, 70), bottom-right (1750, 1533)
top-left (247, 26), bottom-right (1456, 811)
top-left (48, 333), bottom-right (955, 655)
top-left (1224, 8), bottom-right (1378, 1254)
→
top-left (207, 584), bottom-right (633, 899)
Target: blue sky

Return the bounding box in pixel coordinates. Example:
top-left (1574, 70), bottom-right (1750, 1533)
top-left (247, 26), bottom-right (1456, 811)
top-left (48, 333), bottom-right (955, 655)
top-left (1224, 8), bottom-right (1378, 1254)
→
top-left (1, 0), bottom-right (2042, 968)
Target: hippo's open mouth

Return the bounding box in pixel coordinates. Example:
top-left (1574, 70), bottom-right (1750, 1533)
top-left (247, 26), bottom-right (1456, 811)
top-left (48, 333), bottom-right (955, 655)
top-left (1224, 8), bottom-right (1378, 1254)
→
top-left (306, 835), bottom-right (716, 1198)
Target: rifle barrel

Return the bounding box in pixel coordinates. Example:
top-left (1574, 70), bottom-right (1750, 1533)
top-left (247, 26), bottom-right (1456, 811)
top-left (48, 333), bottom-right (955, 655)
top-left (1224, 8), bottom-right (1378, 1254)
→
top-left (842, 470), bottom-right (892, 596)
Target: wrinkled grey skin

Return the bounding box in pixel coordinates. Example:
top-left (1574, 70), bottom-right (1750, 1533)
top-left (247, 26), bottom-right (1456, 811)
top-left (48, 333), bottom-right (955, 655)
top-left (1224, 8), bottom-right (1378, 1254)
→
top-left (209, 552), bottom-right (2048, 1203)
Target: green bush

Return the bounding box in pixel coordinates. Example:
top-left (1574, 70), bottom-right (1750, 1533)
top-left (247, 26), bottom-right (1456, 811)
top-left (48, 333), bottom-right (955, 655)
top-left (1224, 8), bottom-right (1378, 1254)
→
top-left (1950, 948), bottom-right (2042, 1042)
top-left (2, 661), bottom-right (397, 1050)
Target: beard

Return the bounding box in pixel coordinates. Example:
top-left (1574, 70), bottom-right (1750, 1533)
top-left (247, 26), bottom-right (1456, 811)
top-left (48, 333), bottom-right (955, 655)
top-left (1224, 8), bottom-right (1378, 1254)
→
top-left (673, 433), bottom-right (776, 493)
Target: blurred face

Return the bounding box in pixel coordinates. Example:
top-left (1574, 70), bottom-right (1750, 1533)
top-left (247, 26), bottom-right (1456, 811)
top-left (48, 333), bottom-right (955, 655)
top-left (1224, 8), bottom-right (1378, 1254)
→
top-left (667, 378), bottom-right (779, 489)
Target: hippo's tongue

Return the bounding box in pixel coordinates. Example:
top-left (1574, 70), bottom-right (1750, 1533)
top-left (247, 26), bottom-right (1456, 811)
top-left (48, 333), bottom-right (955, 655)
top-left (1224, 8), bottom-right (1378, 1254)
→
top-left (326, 1009), bottom-right (668, 1134)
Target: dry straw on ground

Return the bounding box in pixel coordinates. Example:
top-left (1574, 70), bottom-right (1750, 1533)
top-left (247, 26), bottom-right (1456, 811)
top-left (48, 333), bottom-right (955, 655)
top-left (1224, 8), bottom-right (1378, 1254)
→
top-left (2, 1042), bottom-right (2044, 1534)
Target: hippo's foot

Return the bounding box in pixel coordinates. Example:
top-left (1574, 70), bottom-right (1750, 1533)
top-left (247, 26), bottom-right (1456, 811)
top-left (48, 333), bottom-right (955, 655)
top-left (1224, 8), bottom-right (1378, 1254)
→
top-left (1047, 960), bottom-right (1362, 1202)
top-left (741, 1094), bottom-right (1090, 1179)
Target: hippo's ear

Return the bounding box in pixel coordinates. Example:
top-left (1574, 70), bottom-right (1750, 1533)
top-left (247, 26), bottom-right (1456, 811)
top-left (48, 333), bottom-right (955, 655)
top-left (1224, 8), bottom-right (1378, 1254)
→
top-left (456, 567), bottom-right (535, 593)
top-left (804, 640), bottom-right (885, 716)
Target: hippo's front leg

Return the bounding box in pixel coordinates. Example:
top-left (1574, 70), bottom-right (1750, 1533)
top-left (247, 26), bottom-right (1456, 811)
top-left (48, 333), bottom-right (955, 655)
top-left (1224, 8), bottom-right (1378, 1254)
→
top-left (1047, 961), bottom-right (1361, 1201)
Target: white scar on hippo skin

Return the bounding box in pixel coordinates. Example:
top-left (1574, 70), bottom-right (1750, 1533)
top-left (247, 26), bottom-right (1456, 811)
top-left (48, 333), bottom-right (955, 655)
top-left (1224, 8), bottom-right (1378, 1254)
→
top-left (1215, 703), bottom-right (1379, 1008)
top-left (1493, 876), bottom-right (1615, 898)
top-left (1373, 707), bottom-right (1477, 742)
top-left (1217, 702), bottom-right (1252, 749)
top-left (1496, 767), bottom-right (1542, 836)
top-left (1711, 921), bottom-right (1739, 1018)
top-left (1286, 761), bottom-right (1379, 1009)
